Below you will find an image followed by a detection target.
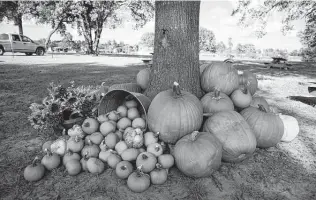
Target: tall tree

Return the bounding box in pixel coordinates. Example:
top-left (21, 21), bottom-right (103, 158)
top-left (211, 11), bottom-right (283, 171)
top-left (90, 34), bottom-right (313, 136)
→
top-left (0, 1), bottom-right (25, 35)
top-left (228, 37), bottom-right (233, 55)
top-left (199, 27), bottom-right (216, 52)
top-left (216, 41), bottom-right (227, 54)
top-left (139, 32), bottom-right (155, 48)
top-left (145, 0), bottom-right (202, 99)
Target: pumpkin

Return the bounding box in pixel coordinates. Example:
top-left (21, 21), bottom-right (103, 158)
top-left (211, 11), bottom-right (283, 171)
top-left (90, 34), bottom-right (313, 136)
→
top-left (146, 143), bottom-right (163, 157)
top-left (107, 151), bottom-right (122, 169)
top-left (199, 63), bottom-right (209, 75)
top-left (144, 132), bottom-right (159, 147)
top-left (41, 149), bottom-right (61, 170)
top-left (116, 161), bottom-right (133, 179)
top-left (81, 139), bottom-right (100, 158)
top-left (87, 157), bottom-right (105, 174)
top-left (65, 159), bottom-right (81, 176)
top-left (117, 105), bottom-right (128, 118)
top-left (239, 71), bottom-right (258, 95)
top-left (115, 140), bottom-right (128, 155)
top-left (158, 154), bottom-right (174, 169)
top-left (24, 157), bottom-right (45, 182)
top-left (201, 90), bottom-right (234, 114)
top-left (132, 118), bottom-right (146, 129)
top-left (99, 149), bottom-right (114, 163)
top-left (136, 152), bottom-right (157, 173)
top-left (117, 117), bottom-right (132, 130)
top-left (99, 139), bottom-right (108, 152)
top-left (240, 105), bottom-right (284, 148)
top-left (82, 118), bottom-right (99, 134)
top-left (250, 96), bottom-right (270, 111)
top-left (279, 114), bottom-right (299, 142)
top-left (147, 82), bottom-right (203, 144)
top-left (80, 153), bottom-right (89, 171)
top-left (97, 114), bottom-right (109, 123)
top-left (89, 132), bottom-right (104, 145)
top-left (115, 130), bottom-right (123, 140)
top-left (63, 150), bottom-right (81, 166)
top-left (123, 128), bottom-right (144, 148)
top-left (50, 137), bottom-right (67, 156)
top-left (99, 121), bottom-right (116, 136)
top-left (105, 132), bottom-right (120, 149)
top-left (125, 99), bottom-right (138, 108)
top-left (231, 87), bottom-right (252, 109)
top-left (121, 148), bottom-right (140, 161)
top-left (68, 124), bottom-right (85, 138)
top-left (67, 136), bottom-right (84, 153)
top-left (174, 131), bottom-right (222, 178)
top-left (201, 62), bottom-right (239, 95)
top-left (109, 83), bottom-right (142, 93)
top-left (203, 111), bottom-right (257, 163)
top-left (107, 111), bottom-right (120, 122)
top-left (127, 166), bottom-right (151, 193)
top-left (150, 163), bottom-right (168, 185)
top-left (136, 68), bottom-right (151, 90)
top-left (42, 140), bottom-right (53, 152)
top-left (127, 108), bottom-right (140, 120)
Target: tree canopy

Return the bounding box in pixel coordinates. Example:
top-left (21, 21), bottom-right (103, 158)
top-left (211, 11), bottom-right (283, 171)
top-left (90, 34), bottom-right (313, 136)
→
top-left (199, 27), bottom-right (216, 52)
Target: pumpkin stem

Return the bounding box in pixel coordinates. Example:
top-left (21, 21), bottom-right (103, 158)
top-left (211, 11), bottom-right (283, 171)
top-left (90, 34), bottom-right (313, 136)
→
top-left (84, 152), bottom-right (89, 160)
top-left (88, 139), bottom-right (92, 146)
top-left (203, 113), bottom-right (213, 117)
top-left (172, 82), bottom-right (181, 96)
top-left (45, 148), bottom-right (52, 156)
top-left (154, 132), bottom-right (160, 138)
top-left (155, 145), bottom-right (160, 152)
top-left (214, 89), bottom-right (221, 99)
top-left (191, 131), bottom-right (199, 141)
top-left (121, 165), bottom-right (127, 170)
top-left (136, 165), bottom-right (144, 177)
top-left (75, 135), bottom-right (80, 143)
top-left (142, 154), bottom-right (148, 160)
top-left (258, 104), bottom-right (267, 113)
top-left (241, 87), bottom-right (248, 94)
top-left (156, 163), bottom-right (162, 169)
top-left (32, 156), bottom-right (40, 167)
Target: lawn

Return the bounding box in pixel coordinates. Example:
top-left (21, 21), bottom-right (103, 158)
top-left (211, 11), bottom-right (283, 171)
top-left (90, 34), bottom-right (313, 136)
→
top-left (0, 55), bottom-right (316, 200)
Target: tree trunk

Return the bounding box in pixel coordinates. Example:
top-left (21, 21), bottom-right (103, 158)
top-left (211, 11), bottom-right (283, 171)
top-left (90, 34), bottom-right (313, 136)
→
top-left (93, 26), bottom-right (103, 56)
top-left (45, 21), bottom-right (63, 50)
top-left (14, 14), bottom-right (23, 35)
top-left (144, 1), bottom-right (202, 100)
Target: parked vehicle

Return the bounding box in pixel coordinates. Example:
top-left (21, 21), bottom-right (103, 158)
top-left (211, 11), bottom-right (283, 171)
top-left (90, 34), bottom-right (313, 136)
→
top-left (0, 33), bottom-right (46, 56)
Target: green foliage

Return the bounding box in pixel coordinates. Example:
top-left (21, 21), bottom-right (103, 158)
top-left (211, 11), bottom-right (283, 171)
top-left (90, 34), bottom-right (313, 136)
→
top-left (199, 27), bottom-right (216, 52)
top-left (139, 32), bottom-right (154, 48)
top-left (216, 41), bottom-right (227, 54)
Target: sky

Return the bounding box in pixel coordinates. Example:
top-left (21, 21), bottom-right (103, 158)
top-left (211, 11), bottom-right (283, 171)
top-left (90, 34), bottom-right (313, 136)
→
top-left (0, 0), bottom-right (305, 51)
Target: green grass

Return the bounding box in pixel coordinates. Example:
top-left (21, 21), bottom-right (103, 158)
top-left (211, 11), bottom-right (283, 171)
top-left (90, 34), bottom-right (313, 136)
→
top-left (0, 60), bottom-right (316, 200)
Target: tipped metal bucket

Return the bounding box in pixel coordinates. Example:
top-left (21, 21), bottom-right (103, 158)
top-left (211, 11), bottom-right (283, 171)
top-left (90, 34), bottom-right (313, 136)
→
top-left (98, 89), bottom-right (151, 130)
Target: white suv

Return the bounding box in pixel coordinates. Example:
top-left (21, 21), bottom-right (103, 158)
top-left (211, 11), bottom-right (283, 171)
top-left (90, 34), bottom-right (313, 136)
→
top-left (0, 33), bottom-right (46, 56)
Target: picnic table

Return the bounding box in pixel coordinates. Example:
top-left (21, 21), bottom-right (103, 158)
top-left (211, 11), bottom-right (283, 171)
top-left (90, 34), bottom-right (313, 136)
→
top-left (264, 57), bottom-right (292, 70)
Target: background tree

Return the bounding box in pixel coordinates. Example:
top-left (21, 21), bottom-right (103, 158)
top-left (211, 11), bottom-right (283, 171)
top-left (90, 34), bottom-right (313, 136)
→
top-left (0, 1), bottom-right (26, 35)
top-left (216, 41), bottom-right (227, 55)
top-left (228, 37), bottom-right (233, 55)
top-left (145, 0), bottom-right (202, 99)
top-left (139, 32), bottom-right (155, 48)
top-left (199, 27), bottom-right (216, 52)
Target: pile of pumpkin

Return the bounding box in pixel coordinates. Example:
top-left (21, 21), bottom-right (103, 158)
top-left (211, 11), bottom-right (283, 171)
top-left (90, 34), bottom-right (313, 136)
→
top-left (24, 98), bottom-right (175, 193)
top-left (24, 61), bottom-right (300, 193)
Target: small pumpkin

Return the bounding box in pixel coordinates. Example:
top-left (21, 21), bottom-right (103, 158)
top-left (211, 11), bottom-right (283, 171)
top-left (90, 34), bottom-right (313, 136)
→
top-left (123, 128), bottom-right (144, 148)
top-left (203, 110), bottom-right (257, 163)
top-left (201, 62), bottom-right (239, 95)
top-left (115, 140), bottom-right (128, 155)
top-left (41, 149), bottom-right (61, 170)
top-left (107, 111), bottom-right (120, 122)
top-left (239, 71), bottom-right (258, 95)
top-left (174, 131), bottom-right (222, 178)
top-left (240, 105), bottom-right (284, 148)
top-left (107, 151), bottom-right (122, 169)
top-left (42, 140), bottom-right (53, 152)
top-left (136, 152), bottom-right (157, 173)
top-left (87, 157), bottom-right (105, 174)
top-left (99, 149), bottom-right (114, 163)
top-left (117, 105), bottom-right (128, 118)
top-left (127, 108), bottom-right (140, 120)
top-left (115, 161), bottom-right (133, 179)
top-left (147, 82), bottom-right (203, 144)
top-left (24, 157), bottom-right (45, 182)
top-left (127, 166), bottom-right (151, 193)
top-left (231, 87), bottom-right (252, 109)
top-left (125, 99), bottom-right (138, 109)
top-left (81, 139), bottom-right (100, 158)
top-left (63, 150), bottom-right (81, 166)
top-left (97, 114), bottom-right (109, 123)
top-left (100, 121), bottom-right (116, 136)
top-left (158, 154), bottom-right (174, 169)
top-left (89, 132), bottom-right (104, 145)
top-left (65, 159), bottom-right (81, 176)
top-left (105, 132), bottom-right (120, 149)
top-left (150, 163), bottom-right (168, 185)
top-left (201, 89), bottom-right (234, 114)
top-left (144, 132), bottom-right (159, 147)
top-left (68, 124), bottom-right (85, 138)
top-left (132, 118), bottom-right (146, 129)
top-left (121, 148), bottom-right (140, 161)
top-left (146, 143), bottom-right (163, 157)
top-left (136, 68), bottom-right (151, 90)
top-left (250, 96), bottom-right (270, 111)
top-left (279, 114), bottom-right (299, 142)
top-left (117, 117), bottom-right (132, 130)
top-left (67, 136), bottom-right (84, 153)
top-left (82, 118), bottom-right (99, 134)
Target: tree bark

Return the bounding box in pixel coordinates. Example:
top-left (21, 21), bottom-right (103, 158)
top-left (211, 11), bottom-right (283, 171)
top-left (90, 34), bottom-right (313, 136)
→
top-left (144, 1), bottom-right (203, 100)
top-left (14, 14), bottom-right (23, 35)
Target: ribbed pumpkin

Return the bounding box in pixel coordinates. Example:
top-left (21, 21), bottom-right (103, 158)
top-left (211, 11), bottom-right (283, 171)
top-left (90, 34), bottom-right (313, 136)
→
top-left (279, 114), bottom-right (299, 142)
top-left (250, 96), bottom-right (270, 111)
top-left (136, 68), bottom-right (151, 90)
top-left (239, 71), bottom-right (258, 95)
top-left (240, 105), bottom-right (284, 148)
top-left (147, 82), bottom-right (203, 144)
top-left (203, 110), bottom-right (256, 163)
top-left (201, 90), bottom-right (234, 114)
top-left (230, 87), bottom-right (252, 109)
top-left (201, 62), bottom-right (239, 95)
top-left (109, 83), bottom-right (142, 93)
top-left (173, 131), bottom-right (222, 178)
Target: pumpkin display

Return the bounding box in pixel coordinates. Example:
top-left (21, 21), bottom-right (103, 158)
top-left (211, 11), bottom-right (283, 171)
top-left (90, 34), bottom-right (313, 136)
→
top-left (147, 82), bottom-right (203, 144)
top-left (240, 105), bottom-right (284, 148)
top-left (136, 68), bottom-right (151, 90)
top-left (127, 166), bottom-right (151, 193)
top-left (109, 83), bottom-right (142, 93)
top-left (201, 90), bottom-right (234, 114)
top-left (202, 111), bottom-right (257, 163)
top-left (279, 114), bottom-right (299, 142)
top-left (67, 136), bottom-right (84, 153)
top-left (231, 87), bottom-right (252, 109)
top-left (250, 96), bottom-right (270, 111)
top-left (150, 163), bottom-right (168, 185)
top-left (200, 62), bottom-right (239, 95)
top-left (173, 131), bottom-right (222, 178)
top-left (123, 128), bottom-right (144, 148)
top-left (41, 149), bottom-right (61, 170)
top-left (239, 71), bottom-right (258, 95)
top-left (24, 157), bottom-right (45, 182)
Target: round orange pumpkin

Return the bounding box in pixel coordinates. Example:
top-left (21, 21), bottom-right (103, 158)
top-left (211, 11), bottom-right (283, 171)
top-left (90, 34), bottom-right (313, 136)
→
top-left (136, 68), bottom-right (151, 90)
top-left (239, 71), bottom-right (258, 95)
top-left (201, 90), bottom-right (234, 114)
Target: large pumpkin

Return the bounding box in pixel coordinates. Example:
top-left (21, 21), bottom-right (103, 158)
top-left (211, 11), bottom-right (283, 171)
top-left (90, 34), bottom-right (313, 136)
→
top-left (201, 62), bottom-right (239, 95)
top-left (239, 71), bottom-right (258, 95)
top-left (240, 105), bottom-right (284, 148)
top-left (109, 83), bottom-right (142, 93)
top-left (203, 110), bottom-right (257, 163)
top-left (250, 96), bottom-right (270, 111)
top-left (173, 131), bottom-right (222, 178)
top-left (201, 90), bottom-right (234, 114)
top-left (136, 68), bottom-right (151, 90)
top-left (279, 114), bottom-right (299, 142)
top-left (147, 82), bottom-right (203, 144)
